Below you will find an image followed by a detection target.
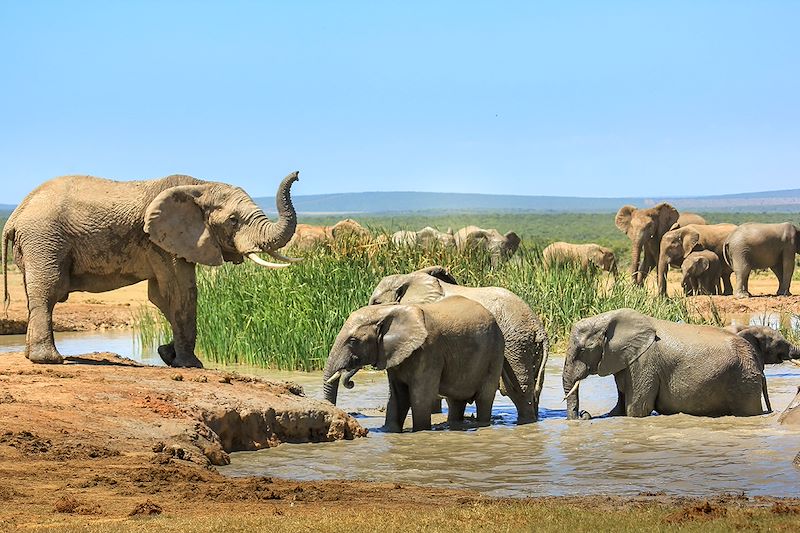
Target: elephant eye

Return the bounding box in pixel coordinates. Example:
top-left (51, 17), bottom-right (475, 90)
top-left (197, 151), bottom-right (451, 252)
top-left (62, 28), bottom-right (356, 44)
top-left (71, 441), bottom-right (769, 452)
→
top-left (228, 214), bottom-right (239, 228)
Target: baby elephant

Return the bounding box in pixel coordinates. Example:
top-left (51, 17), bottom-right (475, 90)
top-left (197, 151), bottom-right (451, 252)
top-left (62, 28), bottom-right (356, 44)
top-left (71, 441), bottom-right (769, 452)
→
top-left (681, 250), bottom-right (722, 295)
top-left (322, 296), bottom-right (505, 432)
top-left (542, 242), bottom-right (616, 273)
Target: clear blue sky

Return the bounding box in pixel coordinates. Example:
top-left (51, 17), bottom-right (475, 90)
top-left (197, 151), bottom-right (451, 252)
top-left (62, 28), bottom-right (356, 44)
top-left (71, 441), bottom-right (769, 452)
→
top-left (1, 2), bottom-right (798, 202)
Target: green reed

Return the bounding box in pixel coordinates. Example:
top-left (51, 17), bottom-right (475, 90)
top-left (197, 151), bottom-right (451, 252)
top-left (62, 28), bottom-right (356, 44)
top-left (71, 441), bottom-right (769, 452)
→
top-left (133, 236), bottom-right (693, 370)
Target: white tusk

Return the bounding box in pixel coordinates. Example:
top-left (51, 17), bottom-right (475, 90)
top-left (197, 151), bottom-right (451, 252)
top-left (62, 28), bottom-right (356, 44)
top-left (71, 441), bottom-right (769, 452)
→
top-left (790, 359), bottom-right (800, 367)
top-left (563, 381), bottom-right (580, 402)
top-left (325, 370), bottom-right (342, 384)
top-left (266, 250), bottom-right (303, 263)
top-left (246, 253), bottom-right (290, 269)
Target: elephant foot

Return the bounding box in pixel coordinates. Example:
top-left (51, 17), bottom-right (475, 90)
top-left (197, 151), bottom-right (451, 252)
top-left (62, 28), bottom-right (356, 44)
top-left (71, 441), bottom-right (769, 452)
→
top-left (777, 290), bottom-right (792, 297)
top-left (27, 344), bottom-right (64, 365)
top-left (579, 410), bottom-right (593, 420)
top-left (172, 354), bottom-right (204, 368)
top-left (734, 291), bottom-right (751, 299)
top-left (157, 343), bottom-right (177, 366)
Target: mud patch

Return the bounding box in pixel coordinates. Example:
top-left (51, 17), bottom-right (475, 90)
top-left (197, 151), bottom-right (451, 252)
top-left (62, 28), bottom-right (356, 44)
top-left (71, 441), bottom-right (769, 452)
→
top-left (53, 495), bottom-right (101, 515)
top-left (129, 500), bottom-right (163, 516)
top-left (663, 501), bottom-right (728, 523)
top-left (0, 431), bottom-right (119, 460)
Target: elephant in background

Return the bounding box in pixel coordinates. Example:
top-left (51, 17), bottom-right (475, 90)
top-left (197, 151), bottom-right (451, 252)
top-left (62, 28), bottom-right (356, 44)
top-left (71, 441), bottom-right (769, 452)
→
top-left (454, 226), bottom-right (521, 263)
top-left (563, 308), bottom-right (766, 419)
top-left (288, 218), bottom-right (370, 251)
top-left (3, 172), bottom-right (300, 367)
top-left (723, 222), bottom-right (800, 298)
top-left (542, 242), bottom-right (617, 273)
top-left (366, 266), bottom-right (548, 423)
top-left (657, 223), bottom-right (737, 296)
top-left (615, 203), bottom-right (705, 285)
top-left (681, 250), bottom-right (722, 295)
top-left (392, 227), bottom-right (455, 248)
top-left (322, 296), bottom-right (505, 432)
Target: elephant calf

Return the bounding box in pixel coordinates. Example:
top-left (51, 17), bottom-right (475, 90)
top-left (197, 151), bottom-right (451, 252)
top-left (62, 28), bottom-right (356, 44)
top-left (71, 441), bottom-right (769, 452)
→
top-left (681, 250), bottom-right (722, 295)
top-left (563, 308), bottom-right (767, 419)
top-left (542, 242), bottom-right (616, 273)
top-left (323, 296), bottom-right (505, 432)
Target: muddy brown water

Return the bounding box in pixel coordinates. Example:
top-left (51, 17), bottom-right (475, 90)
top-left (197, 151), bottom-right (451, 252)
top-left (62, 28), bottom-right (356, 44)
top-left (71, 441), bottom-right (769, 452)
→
top-left (1, 329), bottom-right (798, 498)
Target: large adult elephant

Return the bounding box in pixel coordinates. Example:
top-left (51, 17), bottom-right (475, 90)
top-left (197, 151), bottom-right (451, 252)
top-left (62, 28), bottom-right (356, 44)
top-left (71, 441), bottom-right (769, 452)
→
top-left (656, 223), bottom-right (737, 296)
top-left (542, 242), bottom-right (617, 273)
top-left (2, 172), bottom-right (300, 367)
top-left (454, 226), bottom-right (521, 263)
top-left (322, 297), bottom-right (505, 432)
top-left (615, 203), bottom-right (705, 285)
top-left (723, 222), bottom-right (800, 298)
top-left (363, 266), bottom-right (548, 423)
top-left (563, 308), bottom-right (766, 419)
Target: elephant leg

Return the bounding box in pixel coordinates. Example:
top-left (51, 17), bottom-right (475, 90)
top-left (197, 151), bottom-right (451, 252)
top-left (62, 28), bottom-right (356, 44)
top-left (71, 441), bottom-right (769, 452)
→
top-left (474, 379), bottom-right (499, 425)
top-left (721, 268), bottom-right (734, 295)
top-left (384, 379), bottom-right (410, 433)
top-left (431, 398), bottom-right (443, 414)
top-left (409, 383), bottom-right (437, 432)
top-left (778, 252), bottom-right (794, 296)
top-left (446, 398), bottom-right (467, 424)
top-left (500, 359), bottom-right (535, 424)
top-left (620, 369), bottom-right (658, 417)
top-left (734, 262), bottom-right (752, 298)
top-left (606, 374), bottom-right (627, 417)
top-left (148, 261), bottom-right (202, 368)
top-left (24, 261), bottom-right (67, 364)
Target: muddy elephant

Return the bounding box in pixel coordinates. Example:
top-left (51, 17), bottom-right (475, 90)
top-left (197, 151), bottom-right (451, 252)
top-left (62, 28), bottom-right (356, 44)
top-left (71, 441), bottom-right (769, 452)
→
top-left (657, 223), bottom-right (736, 296)
top-left (779, 386), bottom-right (800, 426)
top-left (542, 242), bottom-right (616, 273)
top-left (392, 227), bottom-right (454, 248)
top-left (615, 203), bottom-right (705, 285)
top-left (366, 266), bottom-right (548, 423)
top-left (563, 308), bottom-right (766, 419)
top-left (2, 172), bottom-right (299, 367)
top-left (454, 226), bottom-right (521, 263)
top-left (681, 250), bottom-right (722, 295)
top-left (723, 222), bottom-right (800, 298)
top-left (322, 296), bottom-right (505, 432)
top-left (288, 219), bottom-right (370, 251)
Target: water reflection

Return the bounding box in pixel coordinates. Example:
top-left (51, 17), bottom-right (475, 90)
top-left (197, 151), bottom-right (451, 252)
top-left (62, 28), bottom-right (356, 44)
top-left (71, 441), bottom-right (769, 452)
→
top-left (0, 330), bottom-right (163, 366)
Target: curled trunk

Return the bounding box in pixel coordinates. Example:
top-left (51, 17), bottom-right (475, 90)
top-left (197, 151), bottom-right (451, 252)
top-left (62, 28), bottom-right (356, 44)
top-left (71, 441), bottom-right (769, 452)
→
top-left (258, 172), bottom-right (299, 252)
top-left (322, 358), bottom-right (358, 405)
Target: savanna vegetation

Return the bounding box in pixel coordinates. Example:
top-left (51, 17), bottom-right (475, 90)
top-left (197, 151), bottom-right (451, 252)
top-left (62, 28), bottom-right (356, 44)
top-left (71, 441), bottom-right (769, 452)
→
top-left (126, 210), bottom-right (800, 370)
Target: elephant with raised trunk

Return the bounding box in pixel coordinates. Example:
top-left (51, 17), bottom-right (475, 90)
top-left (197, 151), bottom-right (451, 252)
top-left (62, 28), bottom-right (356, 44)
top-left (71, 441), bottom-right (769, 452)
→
top-left (322, 297), bottom-right (505, 432)
top-left (542, 242), bottom-right (617, 273)
top-left (2, 172), bottom-right (300, 368)
top-left (563, 308), bottom-right (766, 419)
top-left (657, 223), bottom-right (736, 296)
top-left (366, 266), bottom-right (548, 423)
top-left (615, 203), bottom-right (705, 285)
top-left (723, 222), bottom-right (800, 298)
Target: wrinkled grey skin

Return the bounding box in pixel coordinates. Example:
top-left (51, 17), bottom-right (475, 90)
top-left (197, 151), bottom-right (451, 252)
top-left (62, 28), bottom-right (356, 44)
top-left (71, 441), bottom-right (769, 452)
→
top-left (779, 386), bottom-right (800, 427)
top-left (681, 250), bottom-right (722, 295)
top-left (454, 225), bottom-right (521, 264)
top-left (723, 222), bottom-right (800, 298)
top-left (615, 203), bottom-right (705, 285)
top-left (726, 325), bottom-right (800, 365)
top-left (366, 266), bottom-right (548, 423)
top-left (563, 308), bottom-right (766, 419)
top-left (3, 172), bottom-right (299, 368)
top-left (322, 296), bottom-right (505, 432)
top-left (392, 227), bottom-right (454, 248)
top-left (542, 242), bottom-right (617, 273)
top-left (657, 223), bottom-right (736, 296)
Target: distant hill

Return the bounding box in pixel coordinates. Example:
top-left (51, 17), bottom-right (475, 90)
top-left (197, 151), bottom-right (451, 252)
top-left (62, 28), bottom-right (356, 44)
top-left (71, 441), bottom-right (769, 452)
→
top-left (256, 189), bottom-right (800, 215)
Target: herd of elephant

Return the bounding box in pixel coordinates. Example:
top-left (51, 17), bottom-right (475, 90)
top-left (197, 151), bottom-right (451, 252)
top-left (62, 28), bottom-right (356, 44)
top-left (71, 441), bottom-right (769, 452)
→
top-left (2, 172), bottom-right (799, 437)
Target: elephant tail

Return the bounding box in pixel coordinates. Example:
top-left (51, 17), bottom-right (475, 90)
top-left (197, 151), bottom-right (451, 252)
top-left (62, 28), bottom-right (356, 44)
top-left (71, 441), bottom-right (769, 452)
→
top-left (762, 375), bottom-right (772, 414)
top-left (1, 223), bottom-right (12, 315)
top-left (533, 322), bottom-right (550, 408)
top-left (722, 241), bottom-right (733, 269)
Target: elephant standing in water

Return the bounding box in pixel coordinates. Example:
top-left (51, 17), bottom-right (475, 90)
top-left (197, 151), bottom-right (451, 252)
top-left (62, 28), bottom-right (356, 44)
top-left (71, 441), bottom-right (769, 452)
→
top-left (723, 222), bottom-right (800, 298)
top-left (2, 172), bottom-right (300, 367)
top-left (779, 386), bottom-right (800, 427)
top-left (365, 266), bottom-right (548, 423)
top-left (542, 242), bottom-right (617, 273)
top-left (657, 223), bottom-right (737, 296)
top-left (563, 308), bottom-right (766, 419)
top-left (615, 203), bottom-right (705, 285)
top-left (323, 297), bottom-right (505, 432)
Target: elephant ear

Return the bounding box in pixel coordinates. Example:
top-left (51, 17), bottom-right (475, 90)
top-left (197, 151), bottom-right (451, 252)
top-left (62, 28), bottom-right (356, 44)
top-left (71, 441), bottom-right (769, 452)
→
top-left (402, 273), bottom-right (445, 303)
top-left (695, 256), bottom-right (710, 274)
top-left (144, 185), bottom-right (224, 266)
top-left (681, 230), bottom-right (701, 258)
top-left (615, 205), bottom-right (636, 234)
top-left (655, 203), bottom-right (680, 236)
top-left (598, 309), bottom-right (657, 376)
top-left (418, 266), bottom-right (458, 285)
top-left (376, 305), bottom-right (427, 370)
top-left (505, 231), bottom-right (521, 253)
top-left (736, 328), bottom-right (770, 364)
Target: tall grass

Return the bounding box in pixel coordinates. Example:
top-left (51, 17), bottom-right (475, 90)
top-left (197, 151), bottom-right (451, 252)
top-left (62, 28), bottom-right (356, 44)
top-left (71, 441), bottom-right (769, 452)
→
top-left (134, 236), bottom-right (693, 370)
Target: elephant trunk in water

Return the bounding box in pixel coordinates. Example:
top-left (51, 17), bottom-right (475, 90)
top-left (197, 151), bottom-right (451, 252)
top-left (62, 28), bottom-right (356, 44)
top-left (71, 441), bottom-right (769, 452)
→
top-left (563, 343), bottom-right (588, 420)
